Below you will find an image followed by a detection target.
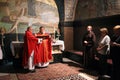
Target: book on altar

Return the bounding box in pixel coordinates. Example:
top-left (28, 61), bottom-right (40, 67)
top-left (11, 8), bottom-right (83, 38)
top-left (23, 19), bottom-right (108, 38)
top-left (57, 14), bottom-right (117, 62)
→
top-left (36, 34), bottom-right (50, 39)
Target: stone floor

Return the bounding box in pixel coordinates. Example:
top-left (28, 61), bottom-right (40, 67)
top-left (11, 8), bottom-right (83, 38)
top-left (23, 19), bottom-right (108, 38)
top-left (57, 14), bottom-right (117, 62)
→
top-left (0, 58), bottom-right (110, 80)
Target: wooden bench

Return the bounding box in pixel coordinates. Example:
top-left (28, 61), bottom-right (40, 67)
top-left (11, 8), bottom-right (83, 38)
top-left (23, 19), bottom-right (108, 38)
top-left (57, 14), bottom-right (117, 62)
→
top-left (63, 50), bottom-right (83, 63)
top-left (64, 50), bottom-right (113, 65)
top-left (64, 50), bottom-right (113, 76)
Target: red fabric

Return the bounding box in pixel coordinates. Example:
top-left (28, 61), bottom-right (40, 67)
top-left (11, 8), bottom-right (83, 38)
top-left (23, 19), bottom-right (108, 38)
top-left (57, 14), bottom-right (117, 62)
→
top-left (22, 30), bottom-right (38, 67)
top-left (36, 33), bottom-right (52, 63)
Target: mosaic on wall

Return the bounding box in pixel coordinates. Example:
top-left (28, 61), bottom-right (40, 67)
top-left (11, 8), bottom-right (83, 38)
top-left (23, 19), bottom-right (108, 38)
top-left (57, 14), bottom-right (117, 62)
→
top-left (64, 0), bottom-right (77, 21)
top-left (0, 0), bottom-right (59, 34)
top-left (75, 0), bottom-right (120, 20)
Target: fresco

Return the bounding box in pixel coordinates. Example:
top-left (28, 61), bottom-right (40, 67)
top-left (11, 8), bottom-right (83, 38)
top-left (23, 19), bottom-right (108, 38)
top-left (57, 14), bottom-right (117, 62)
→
top-left (75, 0), bottom-right (120, 20)
top-left (0, 0), bottom-right (59, 33)
top-left (64, 0), bottom-right (77, 21)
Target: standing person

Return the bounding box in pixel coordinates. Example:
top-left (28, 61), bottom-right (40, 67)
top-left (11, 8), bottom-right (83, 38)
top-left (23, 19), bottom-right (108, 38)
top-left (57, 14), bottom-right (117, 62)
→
top-left (22, 26), bottom-right (40, 72)
top-left (55, 28), bottom-right (61, 40)
top-left (35, 26), bottom-right (52, 68)
top-left (96, 28), bottom-right (110, 77)
top-left (110, 25), bottom-right (120, 80)
top-left (0, 27), bottom-right (6, 64)
top-left (82, 25), bottom-right (96, 68)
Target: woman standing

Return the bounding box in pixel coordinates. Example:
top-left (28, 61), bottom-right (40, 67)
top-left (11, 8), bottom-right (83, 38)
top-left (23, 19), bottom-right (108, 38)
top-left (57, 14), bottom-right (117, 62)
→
top-left (96, 28), bottom-right (110, 76)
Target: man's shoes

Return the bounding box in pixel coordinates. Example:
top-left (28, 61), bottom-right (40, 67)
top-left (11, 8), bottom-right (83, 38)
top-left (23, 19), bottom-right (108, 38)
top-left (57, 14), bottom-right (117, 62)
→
top-left (36, 66), bottom-right (48, 68)
top-left (98, 75), bottom-right (111, 80)
top-left (41, 66), bottom-right (48, 68)
top-left (102, 75), bottom-right (111, 78)
top-left (35, 66), bottom-right (41, 69)
top-left (29, 69), bottom-right (36, 73)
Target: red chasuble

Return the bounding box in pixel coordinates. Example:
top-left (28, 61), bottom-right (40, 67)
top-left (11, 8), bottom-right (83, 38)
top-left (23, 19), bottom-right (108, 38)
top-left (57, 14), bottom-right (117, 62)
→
top-left (22, 30), bottom-right (38, 67)
top-left (36, 33), bottom-right (52, 63)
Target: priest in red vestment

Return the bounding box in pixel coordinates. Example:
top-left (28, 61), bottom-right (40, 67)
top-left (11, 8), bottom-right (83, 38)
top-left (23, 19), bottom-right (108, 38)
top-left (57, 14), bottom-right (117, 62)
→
top-left (35, 26), bottom-right (52, 67)
top-left (22, 27), bottom-right (40, 72)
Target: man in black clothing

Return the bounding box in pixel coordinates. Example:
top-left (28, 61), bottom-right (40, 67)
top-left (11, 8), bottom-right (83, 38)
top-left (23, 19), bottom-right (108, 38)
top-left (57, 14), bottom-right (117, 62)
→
top-left (82, 25), bottom-right (96, 68)
top-left (110, 25), bottom-right (120, 80)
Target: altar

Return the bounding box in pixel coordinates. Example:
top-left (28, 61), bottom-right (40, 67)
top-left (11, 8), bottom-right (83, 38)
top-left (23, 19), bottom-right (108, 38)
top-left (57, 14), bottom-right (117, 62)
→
top-left (11, 40), bottom-right (64, 56)
top-left (51, 40), bottom-right (64, 62)
top-left (11, 40), bottom-right (65, 66)
top-left (52, 40), bottom-right (64, 54)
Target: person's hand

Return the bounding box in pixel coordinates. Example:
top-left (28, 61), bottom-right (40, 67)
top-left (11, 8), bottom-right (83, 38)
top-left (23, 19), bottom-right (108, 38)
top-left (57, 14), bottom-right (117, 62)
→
top-left (49, 35), bottom-right (51, 38)
top-left (84, 41), bottom-right (88, 44)
top-left (113, 42), bottom-right (117, 45)
top-left (112, 42), bottom-right (120, 47)
top-left (111, 42), bottom-right (117, 46)
top-left (96, 47), bottom-right (101, 51)
top-left (34, 33), bottom-right (37, 37)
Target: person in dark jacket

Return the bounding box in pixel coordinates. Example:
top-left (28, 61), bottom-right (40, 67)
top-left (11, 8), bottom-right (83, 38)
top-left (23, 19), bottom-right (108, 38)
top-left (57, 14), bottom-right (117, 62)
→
top-left (82, 25), bottom-right (96, 68)
top-left (110, 25), bottom-right (120, 80)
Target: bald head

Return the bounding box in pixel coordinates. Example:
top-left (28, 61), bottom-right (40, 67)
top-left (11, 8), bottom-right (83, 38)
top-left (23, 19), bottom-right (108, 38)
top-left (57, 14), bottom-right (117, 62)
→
top-left (113, 25), bottom-right (120, 34)
top-left (87, 25), bottom-right (93, 32)
top-left (27, 26), bottom-right (32, 32)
